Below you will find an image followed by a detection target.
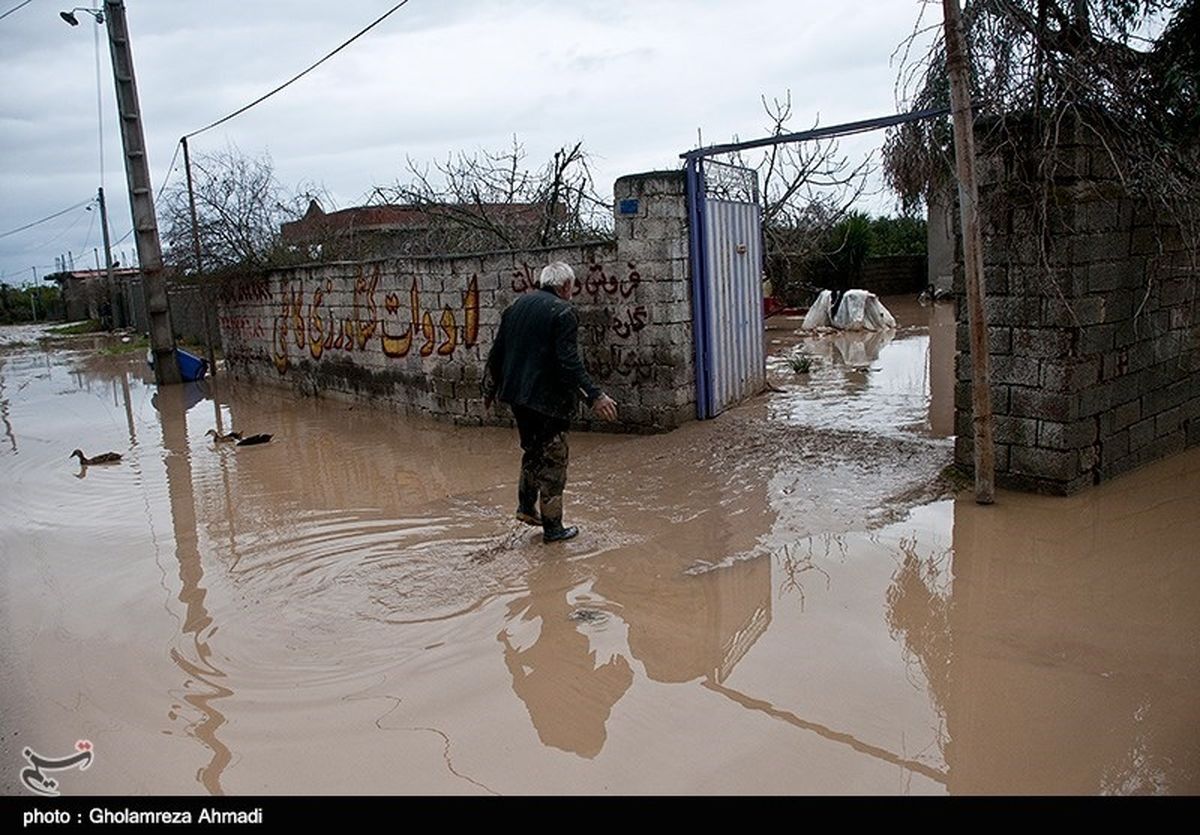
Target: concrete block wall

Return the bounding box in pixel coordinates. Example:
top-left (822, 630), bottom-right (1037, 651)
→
top-left (217, 171), bottom-right (695, 433)
top-left (166, 279), bottom-right (220, 348)
top-left (859, 254), bottom-right (927, 296)
top-left (954, 117), bottom-right (1200, 493)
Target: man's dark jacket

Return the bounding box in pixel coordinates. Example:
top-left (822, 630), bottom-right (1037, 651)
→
top-left (484, 287), bottom-right (602, 421)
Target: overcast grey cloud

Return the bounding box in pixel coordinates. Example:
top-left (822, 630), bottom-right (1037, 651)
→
top-left (0, 0), bottom-right (937, 285)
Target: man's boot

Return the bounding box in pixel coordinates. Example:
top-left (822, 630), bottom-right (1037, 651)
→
top-left (539, 495), bottom-right (578, 543)
top-left (516, 467), bottom-right (541, 526)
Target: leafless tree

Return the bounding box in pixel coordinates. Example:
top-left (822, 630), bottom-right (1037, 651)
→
top-left (160, 145), bottom-right (321, 274)
top-left (367, 137), bottom-right (612, 254)
top-left (884, 0), bottom-right (1198, 335)
top-left (724, 91), bottom-right (874, 298)
top-left (884, 1), bottom-right (1198, 214)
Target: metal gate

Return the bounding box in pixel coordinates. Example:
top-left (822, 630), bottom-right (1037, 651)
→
top-left (685, 158), bottom-right (765, 419)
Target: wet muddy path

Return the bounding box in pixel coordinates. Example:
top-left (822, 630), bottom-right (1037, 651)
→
top-left (2, 301), bottom-right (1197, 795)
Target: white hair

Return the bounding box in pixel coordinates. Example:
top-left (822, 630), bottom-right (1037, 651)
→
top-left (538, 261), bottom-right (575, 291)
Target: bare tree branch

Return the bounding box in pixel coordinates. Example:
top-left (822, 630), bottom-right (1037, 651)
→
top-left (366, 138), bottom-right (611, 255)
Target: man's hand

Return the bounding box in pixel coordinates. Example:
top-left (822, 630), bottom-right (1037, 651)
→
top-left (591, 393), bottom-right (618, 422)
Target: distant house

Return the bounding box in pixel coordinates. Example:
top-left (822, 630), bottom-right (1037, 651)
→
top-left (280, 200), bottom-right (555, 259)
top-left (45, 267), bottom-right (141, 325)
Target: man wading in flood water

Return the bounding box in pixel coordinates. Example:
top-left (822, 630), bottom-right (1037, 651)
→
top-left (484, 261), bottom-right (619, 543)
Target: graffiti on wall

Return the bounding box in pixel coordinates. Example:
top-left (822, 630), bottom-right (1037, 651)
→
top-left (270, 265), bottom-right (480, 375)
top-left (587, 344), bottom-right (654, 382)
top-left (222, 260), bottom-right (664, 386)
top-left (218, 314), bottom-right (267, 344)
top-left (512, 260), bottom-right (648, 342)
top-left (216, 278), bottom-right (273, 305)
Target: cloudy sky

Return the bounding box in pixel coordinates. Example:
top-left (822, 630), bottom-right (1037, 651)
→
top-left (0, 0), bottom-right (940, 285)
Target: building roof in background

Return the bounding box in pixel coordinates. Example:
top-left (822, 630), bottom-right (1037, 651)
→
top-left (280, 200), bottom-right (548, 243)
top-left (44, 267), bottom-right (142, 283)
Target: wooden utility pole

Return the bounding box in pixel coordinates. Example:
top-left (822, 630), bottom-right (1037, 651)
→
top-left (97, 187), bottom-right (120, 328)
top-left (104, 0), bottom-right (180, 384)
top-left (181, 137), bottom-right (217, 376)
top-left (943, 0), bottom-right (996, 504)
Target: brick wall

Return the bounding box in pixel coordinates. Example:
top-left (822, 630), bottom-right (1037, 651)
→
top-left (216, 171), bottom-right (695, 433)
top-left (955, 117), bottom-right (1200, 493)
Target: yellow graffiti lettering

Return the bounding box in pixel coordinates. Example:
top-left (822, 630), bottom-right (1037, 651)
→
top-left (409, 277), bottom-right (421, 331)
top-left (308, 287), bottom-right (325, 360)
top-left (437, 307), bottom-right (457, 356)
top-left (354, 268), bottom-right (379, 349)
top-left (380, 290), bottom-right (413, 358)
top-left (258, 271), bottom-right (482, 368)
top-left (291, 288), bottom-right (305, 349)
top-left (272, 298), bottom-right (290, 375)
top-left (419, 311), bottom-right (435, 357)
top-left (462, 275), bottom-right (479, 347)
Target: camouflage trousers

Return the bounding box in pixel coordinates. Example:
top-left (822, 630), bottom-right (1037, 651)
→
top-left (513, 405), bottom-right (570, 528)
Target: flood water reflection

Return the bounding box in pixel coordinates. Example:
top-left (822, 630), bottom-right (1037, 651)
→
top-left (767, 298), bottom-right (956, 439)
top-left (154, 384), bottom-right (232, 796)
top-left (942, 454), bottom-right (1200, 794)
top-left (1, 316), bottom-right (1196, 795)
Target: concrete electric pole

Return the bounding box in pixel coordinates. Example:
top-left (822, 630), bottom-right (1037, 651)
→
top-left (101, 0), bottom-right (180, 383)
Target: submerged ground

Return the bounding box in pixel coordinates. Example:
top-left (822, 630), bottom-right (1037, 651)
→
top-left (1, 299), bottom-right (1196, 795)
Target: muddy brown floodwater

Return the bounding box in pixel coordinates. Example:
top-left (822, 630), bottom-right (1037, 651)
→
top-left (1, 300), bottom-right (1197, 795)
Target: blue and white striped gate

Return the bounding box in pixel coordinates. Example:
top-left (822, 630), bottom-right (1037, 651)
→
top-left (685, 158), bottom-right (765, 419)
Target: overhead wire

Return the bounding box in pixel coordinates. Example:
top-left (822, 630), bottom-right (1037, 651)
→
top-left (10, 2), bottom-right (413, 271)
top-left (109, 140), bottom-right (184, 249)
top-left (183, 0), bottom-right (411, 139)
top-left (26, 205), bottom-right (94, 262)
top-left (0, 198), bottom-right (95, 239)
top-left (0, 0), bottom-right (36, 23)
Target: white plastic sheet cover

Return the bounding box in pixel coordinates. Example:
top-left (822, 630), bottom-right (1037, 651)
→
top-left (831, 289), bottom-right (897, 331)
top-left (801, 289), bottom-right (833, 329)
top-left (801, 289), bottom-right (897, 332)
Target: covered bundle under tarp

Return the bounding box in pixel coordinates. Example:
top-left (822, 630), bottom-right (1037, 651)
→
top-left (800, 289), bottom-right (897, 331)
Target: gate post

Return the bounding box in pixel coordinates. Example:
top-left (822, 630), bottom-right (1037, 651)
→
top-left (686, 157), bottom-right (712, 419)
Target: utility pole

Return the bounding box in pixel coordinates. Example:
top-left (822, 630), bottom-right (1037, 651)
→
top-left (103, 0), bottom-right (180, 384)
top-left (97, 186), bottom-right (121, 328)
top-left (182, 136), bottom-right (217, 376)
top-left (943, 0), bottom-right (995, 504)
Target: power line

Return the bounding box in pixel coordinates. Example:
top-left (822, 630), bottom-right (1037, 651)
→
top-left (35, 4), bottom-right (413, 259)
top-left (79, 199), bottom-right (98, 252)
top-left (0, 198), bottom-right (95, 239)
top-left (17, 210), bottom-right (91, 256)
top-left (0, 0), bottom-right (36, 23)
top-left (103, 136), bottom-right (182, 245)
top-left (156, 140), bottom-right (183, 203)
top-left (107, 139), bottom-right (183, 247)
top-left (29, 204), bottom-right (92, 251)
top-left (184, 0), bottom-right (412, 139)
